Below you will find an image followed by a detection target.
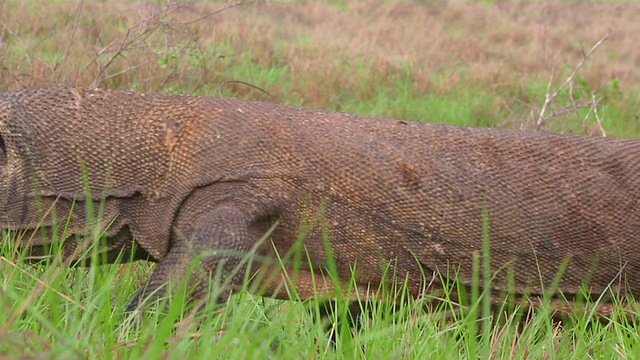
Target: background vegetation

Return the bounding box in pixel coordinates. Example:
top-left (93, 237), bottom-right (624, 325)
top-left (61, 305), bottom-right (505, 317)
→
top-left (1, 1), bottom-right (640, 359)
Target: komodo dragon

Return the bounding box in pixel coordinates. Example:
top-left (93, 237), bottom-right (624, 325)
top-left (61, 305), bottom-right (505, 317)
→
top-left (1, 87), bottom-right (640, 319)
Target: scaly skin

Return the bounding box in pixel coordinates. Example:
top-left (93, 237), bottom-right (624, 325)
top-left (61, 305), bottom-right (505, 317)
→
top-left (1, 87), bottom-right (640, 316)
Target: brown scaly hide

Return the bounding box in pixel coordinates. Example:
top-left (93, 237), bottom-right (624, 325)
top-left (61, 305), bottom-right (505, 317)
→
top-left (1, 87), bottom-right (640, 316)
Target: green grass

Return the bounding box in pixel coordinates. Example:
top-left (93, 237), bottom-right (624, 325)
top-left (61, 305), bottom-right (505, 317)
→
top-left (3, 2), bottom-right (640, 359)
top-left (2, 218), bottom-right (640, 359)
top-left (212, 36), bottom-right (640, 137)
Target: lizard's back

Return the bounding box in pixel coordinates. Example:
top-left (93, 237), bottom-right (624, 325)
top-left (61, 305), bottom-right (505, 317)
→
top-left (2, 87), bottom-right (640, 312)
top-left (234, 101), bottom-right (640, 300)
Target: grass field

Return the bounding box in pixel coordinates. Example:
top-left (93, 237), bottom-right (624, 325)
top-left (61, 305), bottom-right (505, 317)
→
top-left (2, 1), bottom-right (640, 359)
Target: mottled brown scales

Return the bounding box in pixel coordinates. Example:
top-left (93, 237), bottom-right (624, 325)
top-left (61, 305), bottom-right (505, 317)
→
top-left (1, 87), bottom-right (640, 317)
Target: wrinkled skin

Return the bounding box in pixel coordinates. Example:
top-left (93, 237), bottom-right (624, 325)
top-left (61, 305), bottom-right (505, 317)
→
top-left (2, 87), bottom-right (640, 317)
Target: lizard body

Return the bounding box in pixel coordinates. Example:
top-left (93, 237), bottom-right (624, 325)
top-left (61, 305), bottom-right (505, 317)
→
top-left (1, 87), bottom-right (639, 315)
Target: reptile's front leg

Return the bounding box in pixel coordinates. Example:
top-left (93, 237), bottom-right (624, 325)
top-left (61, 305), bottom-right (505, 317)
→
top-left (127, 203), bottom-right (261, 312)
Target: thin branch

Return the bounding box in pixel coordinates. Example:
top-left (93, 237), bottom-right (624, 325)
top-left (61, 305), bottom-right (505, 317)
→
top-left (592, 92), bottom-right (606, 137)
top-left (61, 1), bottom-right (84, 66)
top-left (218, 80), bottom-right (273, 98)
top-left (183, 1), bottom-right (263, 25)
top-left (537, 67), bottom-right (556, 128)
top-left (98, 60), bottom-right (154, 85)
top-left (536, 30), bottom-right (610, 130)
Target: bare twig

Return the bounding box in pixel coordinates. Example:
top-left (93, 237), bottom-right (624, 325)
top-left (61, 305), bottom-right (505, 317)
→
top-left (183, 1), bottom-right (263, 25)
top-left (592, 92), bottom-right (606, 137)
top-left (218, 80), bottom-right (273, 98)
top-left (99, 60), bottom-right (154, 84)
top-left (535, 30), bottom-right (610, 131)
top-left (537, 68), bottom-right (556, 127)
top-left (63, 2), bottom-right (85, 62)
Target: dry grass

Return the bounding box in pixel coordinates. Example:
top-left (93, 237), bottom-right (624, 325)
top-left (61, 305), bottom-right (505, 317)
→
top-left (2, 3), bottom-right (640, 358)
top-left (2, 2), bottom-right (639, 137)
top-left (1, 2), bottom-right (639, 95)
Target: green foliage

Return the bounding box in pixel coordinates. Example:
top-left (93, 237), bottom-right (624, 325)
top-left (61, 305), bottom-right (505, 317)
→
top-left (3, 223), bottom-right (640, 358)
top-left (2, 2), bottom-right (640, 358)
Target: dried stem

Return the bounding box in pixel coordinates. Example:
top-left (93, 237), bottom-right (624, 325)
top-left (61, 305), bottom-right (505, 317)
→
top-left (535, 30), bottom-right (610, 131)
